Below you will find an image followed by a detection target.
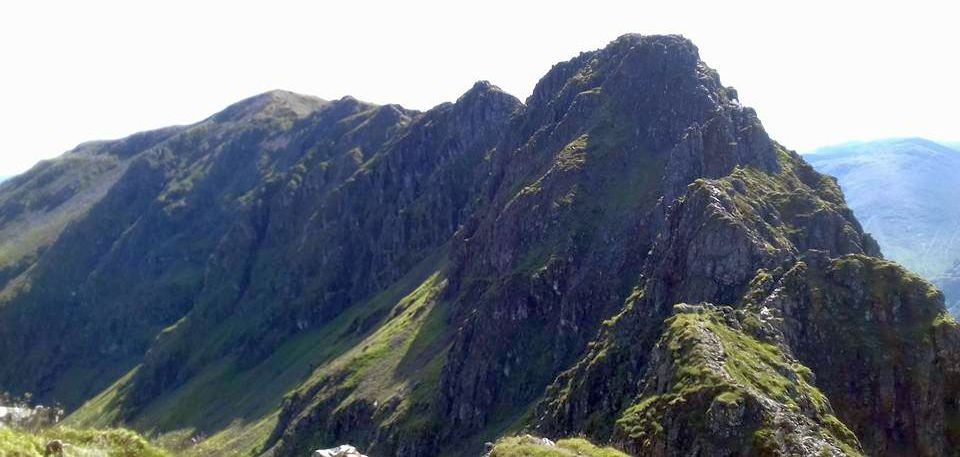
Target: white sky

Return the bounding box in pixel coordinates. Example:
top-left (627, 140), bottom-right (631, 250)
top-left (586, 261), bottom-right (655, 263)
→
top-left (0, 0), bottom-right (957, 176)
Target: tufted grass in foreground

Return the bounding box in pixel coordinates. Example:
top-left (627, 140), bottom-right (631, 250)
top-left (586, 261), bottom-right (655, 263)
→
top-left (0, 426), bottom-right (170, 457)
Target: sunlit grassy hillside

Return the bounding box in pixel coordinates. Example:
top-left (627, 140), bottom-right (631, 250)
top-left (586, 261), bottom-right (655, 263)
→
top-left (0, 427), bottom-right (169, 457)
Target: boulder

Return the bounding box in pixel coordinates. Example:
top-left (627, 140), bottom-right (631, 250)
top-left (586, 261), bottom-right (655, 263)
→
top-left (312, 444), bottom-right (367, 457)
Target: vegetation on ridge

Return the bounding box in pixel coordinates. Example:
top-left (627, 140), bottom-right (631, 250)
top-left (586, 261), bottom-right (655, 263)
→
top-left (614, 306), bottom-right (862, 456)
top-left (489, 435), bottom-right (628, 457)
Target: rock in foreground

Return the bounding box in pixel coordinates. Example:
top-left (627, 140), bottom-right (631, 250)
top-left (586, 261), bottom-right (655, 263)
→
top-left (313, 444), bottom-right (367, 457)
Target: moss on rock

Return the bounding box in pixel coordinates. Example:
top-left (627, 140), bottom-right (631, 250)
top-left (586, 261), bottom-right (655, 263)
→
top-left (613, 304), bottom-right (862, 456)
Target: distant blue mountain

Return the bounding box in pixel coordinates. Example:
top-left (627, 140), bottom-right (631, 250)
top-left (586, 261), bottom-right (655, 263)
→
top-left (806, 138), bottom-right (960, 314)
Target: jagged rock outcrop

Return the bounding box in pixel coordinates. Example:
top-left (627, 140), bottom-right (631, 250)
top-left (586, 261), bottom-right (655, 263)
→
top-left (437, 33), bottom-right (791, 442)
top-left (756, 252), bottom-right (960, 456)
top-left (534, 148), bottom-right (879, 440)
top-left (612, 304), bottom-right (861, 456)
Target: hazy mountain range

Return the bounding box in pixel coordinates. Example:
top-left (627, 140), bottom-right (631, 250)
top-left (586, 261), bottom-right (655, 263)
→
top-left (806, 138), bottom-right (960, 315)
top-left (0, 35), bottom-right (957, 457)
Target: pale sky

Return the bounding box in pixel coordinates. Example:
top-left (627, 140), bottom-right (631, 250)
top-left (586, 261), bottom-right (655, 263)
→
top-left (0, 0), bottom-right (957, 177)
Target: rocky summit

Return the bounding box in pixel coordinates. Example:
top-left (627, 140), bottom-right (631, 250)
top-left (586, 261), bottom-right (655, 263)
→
top-left (0, 34), bottom-right (957, 457)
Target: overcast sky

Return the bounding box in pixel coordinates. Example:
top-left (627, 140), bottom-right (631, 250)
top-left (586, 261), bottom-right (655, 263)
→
top-left (0, 0), bottom-right (956, 176)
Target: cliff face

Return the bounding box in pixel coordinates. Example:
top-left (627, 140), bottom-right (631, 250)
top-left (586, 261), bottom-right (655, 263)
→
top-left (1, 35), bottom-right (957, 457)
top-left (439, 35), bottom-right (783, 438)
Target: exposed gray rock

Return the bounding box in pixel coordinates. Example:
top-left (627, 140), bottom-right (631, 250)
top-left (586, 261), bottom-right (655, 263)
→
top-left (313, 445), bottom-right (367, 457)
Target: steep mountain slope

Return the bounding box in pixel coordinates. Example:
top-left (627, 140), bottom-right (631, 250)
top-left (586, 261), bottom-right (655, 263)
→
top-left (0, 90), bottom-right (360, 407)
top-left (0, 127), bottom-right (182, 293)
top-left (0, 35), bottom-right (957, 457)
top-left (805, 139), bottom-right (960, 315)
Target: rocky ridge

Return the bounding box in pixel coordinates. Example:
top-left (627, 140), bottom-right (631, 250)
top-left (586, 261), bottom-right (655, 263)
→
top-left (0, 34), bottom-right (955, 457)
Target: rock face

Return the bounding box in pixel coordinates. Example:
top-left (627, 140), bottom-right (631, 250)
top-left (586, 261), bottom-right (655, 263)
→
top-left (612, 304), bottom-right (861, 457)
top-left (766, 253), bottom-right (960, 456)
top-left (0, 34), bottom-right (958, 457)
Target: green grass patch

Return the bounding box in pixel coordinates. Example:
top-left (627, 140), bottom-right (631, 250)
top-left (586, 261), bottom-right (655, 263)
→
top-left (489, 435), bottom-right (628, 457)
top-left (69, 249), bottom-right (451, 456)
top-left (0, 426), bottom-right (170, 457)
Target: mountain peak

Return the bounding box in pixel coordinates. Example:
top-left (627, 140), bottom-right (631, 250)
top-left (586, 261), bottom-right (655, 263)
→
top-left (468, 79), bottom-right (496, 92)
top-left (448, 80), bottom-right (522, 126)
top-left (211, 89), bottom-right (327, 123)
top-left (526, 34), bottom-right (702, 110)
top-left (456, 80), bottom-right (517, 104)
top-left (611, 32), bottom-right (697, 50)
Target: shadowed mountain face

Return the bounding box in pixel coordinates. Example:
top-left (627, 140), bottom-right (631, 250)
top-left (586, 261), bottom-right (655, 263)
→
top-left (805, 138), bottom-right (960, 314)
top-left (0, 35), bottom-right (958, 457)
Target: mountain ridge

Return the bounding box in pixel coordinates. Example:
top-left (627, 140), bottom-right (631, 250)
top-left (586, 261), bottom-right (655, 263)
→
top-left (0, 34), bottom-right (957, 457)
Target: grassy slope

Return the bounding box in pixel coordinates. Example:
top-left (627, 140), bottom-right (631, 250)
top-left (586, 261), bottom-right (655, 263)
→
top-left (67, 248), bottom-right (449, 456)
top-left (0, 427), bottom-right (169, 457)
top-left (265, 253), bottom-right (454, 455)
top-left (490, 436), bottom-right (628, 457)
